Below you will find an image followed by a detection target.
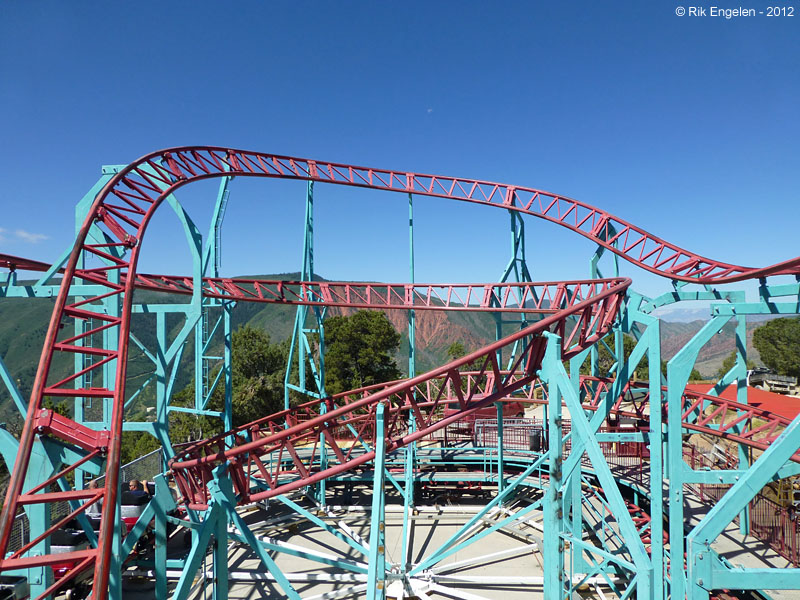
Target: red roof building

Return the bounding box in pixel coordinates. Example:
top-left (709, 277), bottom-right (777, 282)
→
top-left (686, 384), bottom-right (800, 420)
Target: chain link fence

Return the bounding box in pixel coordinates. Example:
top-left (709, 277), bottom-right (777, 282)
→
top-left (474, 418), bottom-right (546, 451)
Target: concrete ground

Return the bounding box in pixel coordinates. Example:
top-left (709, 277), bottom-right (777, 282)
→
top-left (179, 492), bottom-right (550, 600)
top-left (122, 482), bottom-right (621, 599)
top-left (117, 434), bottom-right (800, 600)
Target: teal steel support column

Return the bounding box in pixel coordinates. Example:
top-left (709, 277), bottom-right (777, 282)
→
top-left (735, 314), bottom-right (750, 536)
top-left (494, 209), bottom-right (535, 368)
top-left (624, 295), bottom-right (665, 600)
top-left (544, 332), bottom-right (653, 599)
top-left (589, 222), bottom-right (620, 380)
top-left (285, 182), bottom-right (326, 407)
top-left (646, 319), bottom-right (665, 600)
top-left (284, 182), bottom-right (327, 503)
top-left (367, 402), bottom-right (387, 600)
top-left (73, 166), bottom-right (119, 493)
top-left (153, 312), bottom-right (173, 456)
top-left (400, 413), bottom-right (416, 574)
top-left (219, 468), bottom-right (301, 599)
top-left (213, 485), bottom-right (229, 600)
top-left (567, 351), bottom-right (587, 577)
top-left (153, 475), bottom-right (174, 600)
top-left (171, 504), bottom-right (221, 600)
top-left (667, 315), bottom-right (730, 599)
top-left (223, 300), bottom-right (233, 433)
top-left (401, 192), bottom-right (417, 575)
top-left (495, 401), bottom-right (505, 494)
top-left (542, 333), bottom-right (567, 600)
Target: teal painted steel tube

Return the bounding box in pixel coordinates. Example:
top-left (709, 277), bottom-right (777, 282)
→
top-left (213, 488), bottom-right (229, 600)
top-left (546, 333), bottom-right (653, 598)
top-left (225, 528), bottom-right (369, 573)
top-left (401, 194), bottom-right (417, 572)
top-left (542, 334), bottom-right (566, 599)
top-left (645, 320), bottom-right (665, 600)
top-left (400, 413), bottom-right (416, 573)
top-left (409, 454), bottom-right (548, 576)
top-left (153, 475), bottom-right (173, 599)
top-left (496, 402), bottom-right (505, 495)
top-left (0, 355), bottom-right (26, 417)
top-left (667, 315), bottom-right (730, 599)
top-left (735, 314), bottom-right (751, 536)
top-left (367, 402), bottom-right (387, 599)
top-left (274, 495), bottom-right (369, 556)
top-left (214, 473), bottom-right (301, 599)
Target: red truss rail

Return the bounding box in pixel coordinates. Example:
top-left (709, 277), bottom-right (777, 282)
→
top-left (128, 276), bottom-right (603, 314)
top-left (0, 252), bottom-right (621, 314)
top-left (103, 146), bottom-right (800, 284)
top-left (0, 253), bottom-right (57, 273)
top-left (580, 377), bottom-right (800, 458)
top-left (0, 145), bottom-right (797, 599)
top-left (0, 273), bottom-right (622, 598)
top-left (169, 276), bottom-right (628, 509)
top-left (308, 371), bottom-right (800, 465)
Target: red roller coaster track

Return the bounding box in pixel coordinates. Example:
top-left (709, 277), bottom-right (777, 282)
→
top-left (0, 253), bottom-right (613, 315)
top-left (0, 147), bottom-right (798, 600)
top-left (168, 276), bottom-right (627, 509)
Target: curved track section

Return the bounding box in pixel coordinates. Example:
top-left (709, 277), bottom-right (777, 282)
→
top-left (169, 277), bottom-right (628, 508)
top-left (0, 251), bottom-right (625, 598)
top-left (116, 147), bottom-right (798, 282)
top-left (171, 367), bottom-right (800, 510)
top-left (0, 145), bottom-right (797, 599)
top-left (0, 253), bottom-right (608, 314)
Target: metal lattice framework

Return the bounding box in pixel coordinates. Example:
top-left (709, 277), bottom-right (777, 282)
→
top-left (168, 277), bottom-right (627, 509)
top-left (0, 251), bottom-right (619, 314)
top-left (0, 147), bottom-right (799, 600)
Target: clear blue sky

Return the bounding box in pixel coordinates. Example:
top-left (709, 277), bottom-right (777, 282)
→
top-left (1, 1), bottom-right (797, 301)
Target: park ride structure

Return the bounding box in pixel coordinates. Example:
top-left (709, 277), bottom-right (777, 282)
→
top-left (0, 147), bottom-right (797, 599)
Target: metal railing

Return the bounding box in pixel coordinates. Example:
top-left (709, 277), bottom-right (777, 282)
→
top-left (684, 442), bottom-right (800, 566)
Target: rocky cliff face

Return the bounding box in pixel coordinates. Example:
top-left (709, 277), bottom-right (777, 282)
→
top-left (383, 309), bottom-right (486, 350)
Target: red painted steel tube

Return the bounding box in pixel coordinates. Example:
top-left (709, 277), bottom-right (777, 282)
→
top-left (93, 147), bottom-right (800, 283)
top-left (0, 253), bottom-right (613, 315)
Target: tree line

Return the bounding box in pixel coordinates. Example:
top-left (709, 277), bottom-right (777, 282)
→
top-left (122, 310), bottom-right (401, 463)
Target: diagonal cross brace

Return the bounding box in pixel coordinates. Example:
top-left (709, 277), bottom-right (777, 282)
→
top-left (687, 412), bottom-right (800, 593)
top-left (541, 333), bottom-right (653, 596)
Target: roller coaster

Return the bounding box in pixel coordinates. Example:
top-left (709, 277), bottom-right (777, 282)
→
top-left (0, 147), bottom-right (799, 600)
